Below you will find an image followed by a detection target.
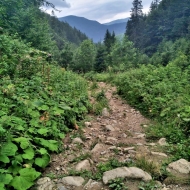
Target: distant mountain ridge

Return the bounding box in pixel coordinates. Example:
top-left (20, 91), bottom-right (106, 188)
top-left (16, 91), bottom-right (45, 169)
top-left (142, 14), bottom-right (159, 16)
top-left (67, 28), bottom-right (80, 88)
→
top-left (58, 15), bottom-right (129, 43)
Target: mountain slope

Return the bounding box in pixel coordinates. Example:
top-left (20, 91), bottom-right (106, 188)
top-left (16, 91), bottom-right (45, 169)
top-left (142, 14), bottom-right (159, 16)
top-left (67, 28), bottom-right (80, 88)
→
top-left (59, 15), bottom-right (127, 42)
top-left (103, 18), bottom-right (129, 25)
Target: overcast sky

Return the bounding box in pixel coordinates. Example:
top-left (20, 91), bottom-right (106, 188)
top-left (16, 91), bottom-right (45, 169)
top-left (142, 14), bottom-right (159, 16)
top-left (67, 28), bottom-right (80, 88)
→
top-left (44, 0), bottom-right (153, 23)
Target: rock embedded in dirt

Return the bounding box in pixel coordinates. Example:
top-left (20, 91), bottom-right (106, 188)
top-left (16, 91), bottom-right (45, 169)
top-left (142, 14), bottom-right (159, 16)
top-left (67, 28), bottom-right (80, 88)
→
top-left (36, 177), bottom-right (55, 190)
top-left (167, 159), bottom-right (190, 174)
top-left (61, 176), bottom-right (84, 187)
top-left (102, 167), bottom-right (152, 184)
top-left (102, 108), bottom-right (109, 117)
top-left (75, 159), bottom-right (91, 171)
top-left (72, 137), bottom-right (84, 144)
top-left (83, 179), bottom-right (103, 190)
top-left (158, 138), bottom-right (167, 146)
top-left (123, 147), bottom-right (135, 152)
top-left (107, 137), bottom-right (117, 141)
top-left (84, 122), bottom-right (92, 127)
top-left (91, 143), bottom-right (105, 153)
top-left (151, 151), bottom-right (168, 157)
top-left (105, 124), bottom-right (115, 131)
top-left (57, 186), bottom-right (68, 190)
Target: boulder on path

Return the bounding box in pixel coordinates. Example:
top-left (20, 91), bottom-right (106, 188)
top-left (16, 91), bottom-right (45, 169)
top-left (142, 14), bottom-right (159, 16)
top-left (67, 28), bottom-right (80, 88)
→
top-left (75, 159), bottom-right (91, 171)
top-left (61, 176), bottom-right (84, 187)
top-left (102, 167), bottom-right (152, 184)
top-left (167, 159), bottom-right (190, 174)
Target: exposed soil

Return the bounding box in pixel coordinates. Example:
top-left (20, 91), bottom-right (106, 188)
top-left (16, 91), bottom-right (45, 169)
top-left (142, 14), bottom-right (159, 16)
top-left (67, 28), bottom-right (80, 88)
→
top-left (40, 82), bottom-right (190, 190)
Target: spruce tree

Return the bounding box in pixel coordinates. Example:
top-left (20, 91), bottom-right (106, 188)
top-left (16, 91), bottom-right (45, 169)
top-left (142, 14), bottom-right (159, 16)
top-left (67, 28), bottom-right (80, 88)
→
top-left (125, 0), bottom-right (144, 46)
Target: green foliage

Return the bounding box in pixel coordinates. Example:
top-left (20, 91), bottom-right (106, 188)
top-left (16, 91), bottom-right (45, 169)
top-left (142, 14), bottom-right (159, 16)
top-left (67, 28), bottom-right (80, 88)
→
top-left (72, 39), bottom-right (96, 73)
top-left (0, 34), bottom-right (90, 189)
top-left (138, 180), bottom-right (160, 190)
top-left (114, 62), bottom-right (190, 160)
top-left (108, 178), bottom-right (128, 190)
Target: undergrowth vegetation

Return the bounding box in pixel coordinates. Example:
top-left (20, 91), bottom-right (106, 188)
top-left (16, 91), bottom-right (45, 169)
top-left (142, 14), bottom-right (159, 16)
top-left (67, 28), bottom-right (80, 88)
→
top-left (0, 34), bottom-right (90, 190)
top-left (114, 62), bottom-right (190, 160)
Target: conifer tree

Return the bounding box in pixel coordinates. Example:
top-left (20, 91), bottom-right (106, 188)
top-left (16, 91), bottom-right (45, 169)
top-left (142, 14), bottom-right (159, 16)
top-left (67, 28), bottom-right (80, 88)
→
top-left (125, 0), bottom-right (144, 46)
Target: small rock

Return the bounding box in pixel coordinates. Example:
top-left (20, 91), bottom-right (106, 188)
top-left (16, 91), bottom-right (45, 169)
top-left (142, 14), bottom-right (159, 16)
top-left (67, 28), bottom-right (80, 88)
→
top-left (107, 137), bottom-right (117, 141)
top-left (122, 133), bottom-right (127, 138)
top-left (148, 143), bottom-right (156, 146)
top-left (37, 177), bottom-right (51, 185)
top-left (61, 176), bottom-right (84, 187)
top-left (151, 151), bottom-right (167, 157)
top-left (134, 133), bottom-right (145, 139)
top-left (137, 143), bottom-right (143, 146)
top-left (72, 138), bottom-right (84, 144)
top-left (105, 125), bottom-right (115, 131)
top-left (58, 186), bottom-right (68, 190)
top-left (56, 167), bottom-right (60, 171)
top-left (84, 122), bottom-right (92, 127)
top-left (128, 150), bottom-right (136, 154)
top-left (91, 143), bottom-right (104, 153)
top-left (158, 138), bottom-right (167, 146)
top-left (101, 151), bottom-right (107, 155)
top-left (105, 141), bottom-right (114, 145)
top-left (75, 159), bottom-right (91, 171)
top-left (167, 159), bottom-right (190, 174)
top-left (102, 108), bottom-right (109, 117)
top-left (108, 146), bottom-right (116, 150)
top-left (123, 147), bottom-right (135, 152)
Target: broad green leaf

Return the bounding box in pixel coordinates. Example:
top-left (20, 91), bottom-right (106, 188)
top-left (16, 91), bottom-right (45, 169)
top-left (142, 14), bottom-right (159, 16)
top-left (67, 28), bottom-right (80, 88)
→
top-left (39, 105), bottom-right (49, 111)
top-left (35, 154), bottom-right (50, 168)
top-left (37, 128), bottom-right (48, 135)
top-left (38, 148), bottom-right (47, 155)
top-left (59, 104), bottom-right (71, 110)
top-left (8, 165), bottom-right (22, 176)
top-left (0, 155), bottom-right (9, 163)
top-left (0, 142), bottom-right (18, 156)
top-left (182, 118), bottom-right (190, 122)
top-left (15, 155), bottom-right (23, 163)
top-left (22, 147), bottom-right (35, 160)
top-left (32, 100), bottom-right (44, 107)
top-left (34, 138), bottom-right (58, 152)
top-left (13, 137), bottom-right (30, 149)
top-left (0, 184), bottom-right (5, 190)
top-left (10, 168), bottom-right (40, 190)
top-left (0, 173), bottom-right (13, 185)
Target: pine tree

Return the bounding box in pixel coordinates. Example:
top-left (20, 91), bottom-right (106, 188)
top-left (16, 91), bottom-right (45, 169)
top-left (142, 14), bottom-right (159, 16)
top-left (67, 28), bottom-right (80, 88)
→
top-left (125, 0), bottom-right (144, 47)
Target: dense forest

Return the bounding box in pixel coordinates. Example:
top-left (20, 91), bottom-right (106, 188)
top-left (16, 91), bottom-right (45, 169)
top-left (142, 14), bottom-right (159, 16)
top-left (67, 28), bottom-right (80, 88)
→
top-left (0, 0), bottom-right (190, 189)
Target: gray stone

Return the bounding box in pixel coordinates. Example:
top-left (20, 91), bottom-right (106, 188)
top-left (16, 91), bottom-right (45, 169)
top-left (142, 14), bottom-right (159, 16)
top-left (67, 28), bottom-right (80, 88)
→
top-left (91, 143), bottom-right (104, 153)
top-left (84, 122), bottom-right (92, 127)
top-left (102, 108), bottom-right (109, 117)
top-left (36, 177), bottom-right (55, 190)
top-left (72, 138), bottom-right (84, 144)
top-left (58, 186), bottom-right (68, 190)
top-left (167, 159), bottom-right (190, 174)
top-left (37, 177), bottom-right (51, 185)
top-left (123, 147), bottom-right (135, 152)
top-left (105, 125), bottom-right (115, 131)
top-left (102, 167), bottom-right (152, 184)
top-left (75, 159), bottom-right (91, 171)
top-left (107, 137), bottom-right (117, 141)
top-left (158, 138), bottom-right (167, 146)
top-left (83, 179), bottom-right (103, 190)
top-left (151, 151), bottom-right (167, 157)
top-left (61, 176), bottom-right (84, 187)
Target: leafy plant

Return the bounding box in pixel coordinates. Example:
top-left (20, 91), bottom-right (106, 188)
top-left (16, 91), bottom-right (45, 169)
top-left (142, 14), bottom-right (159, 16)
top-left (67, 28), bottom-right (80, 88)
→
top-left (138, 180), bottom-right (160, 190)
top-left (108, 178), bottom-right (128, 190)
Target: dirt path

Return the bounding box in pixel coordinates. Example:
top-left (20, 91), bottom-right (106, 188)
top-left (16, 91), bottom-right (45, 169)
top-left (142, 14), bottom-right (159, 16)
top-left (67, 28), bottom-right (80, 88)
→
top-left (36, 82), bottom-right (190, 190)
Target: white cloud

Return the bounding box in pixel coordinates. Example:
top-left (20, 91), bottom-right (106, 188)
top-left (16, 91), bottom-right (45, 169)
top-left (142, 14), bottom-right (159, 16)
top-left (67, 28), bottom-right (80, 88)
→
top-left (45, 0), bottom-right (153, 23)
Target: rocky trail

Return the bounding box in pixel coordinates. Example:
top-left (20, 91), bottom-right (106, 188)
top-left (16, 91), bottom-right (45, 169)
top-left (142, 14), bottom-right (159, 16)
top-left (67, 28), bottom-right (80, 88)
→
top-left (34, 82), bottom-right (190, 190)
